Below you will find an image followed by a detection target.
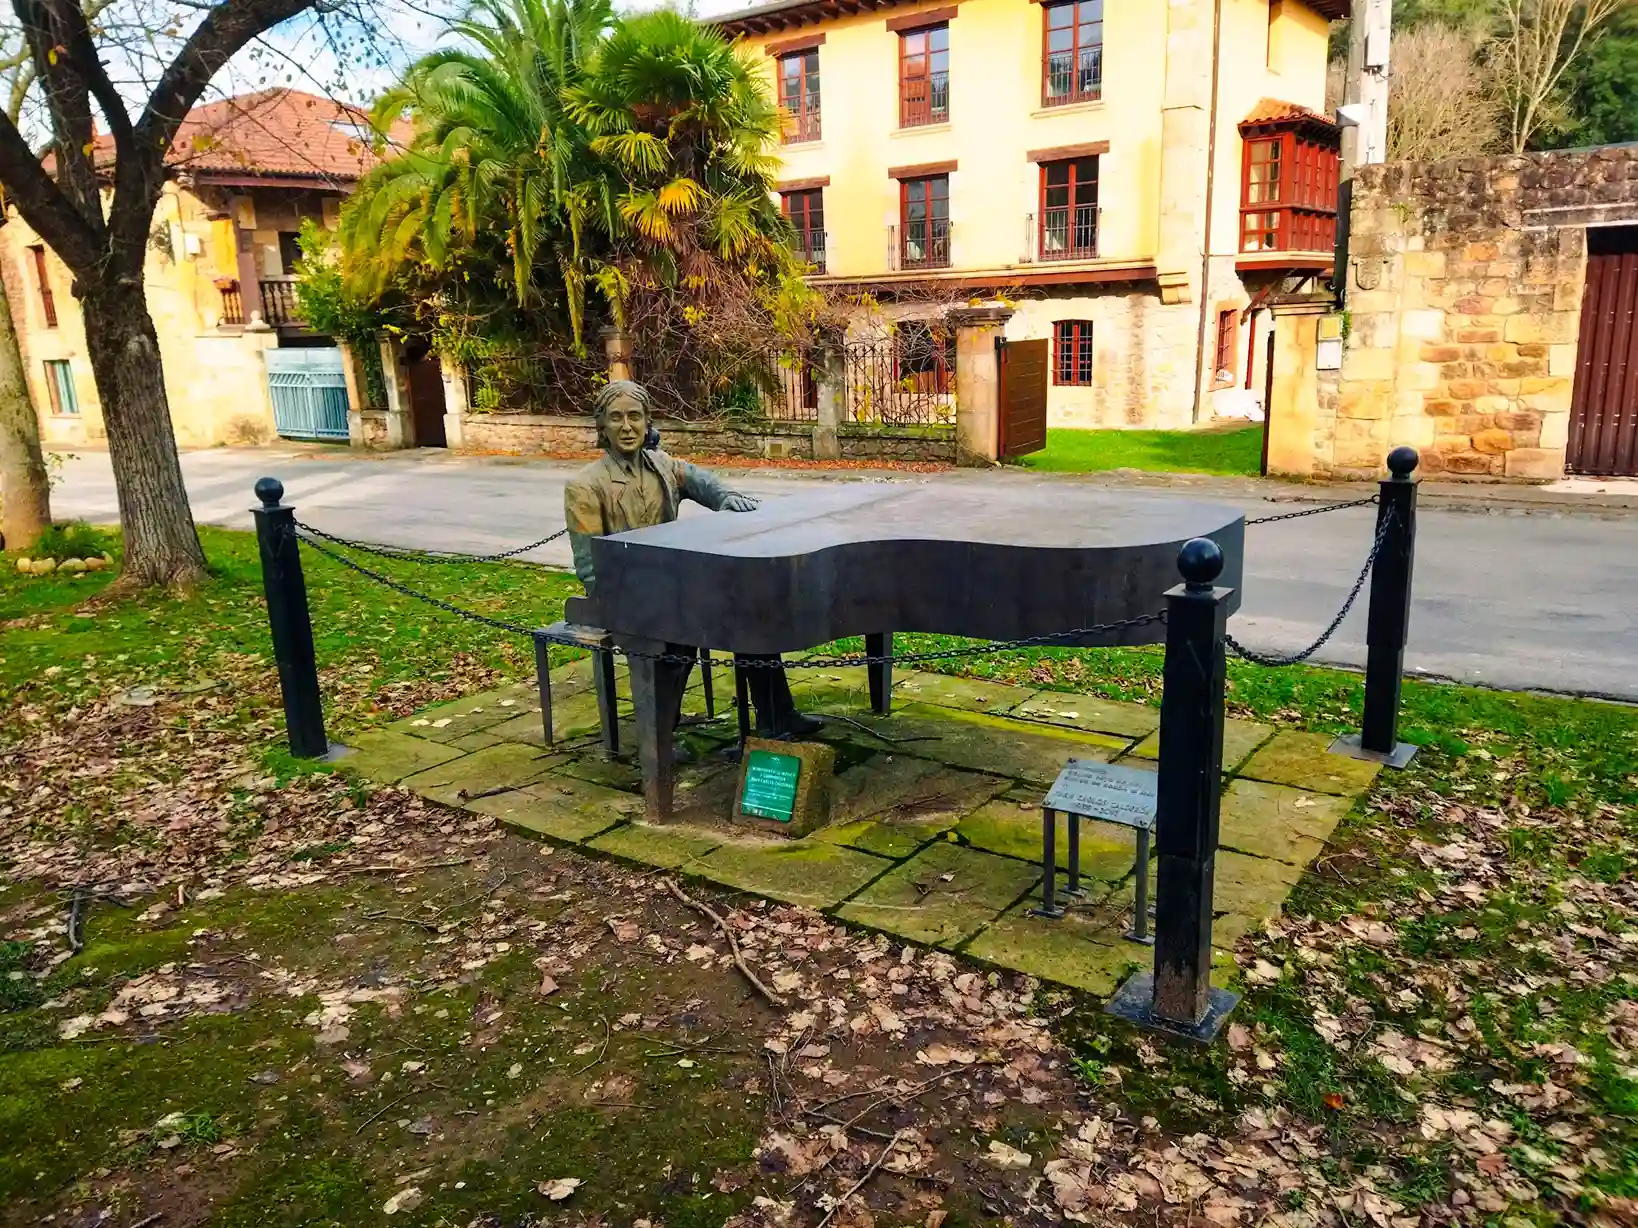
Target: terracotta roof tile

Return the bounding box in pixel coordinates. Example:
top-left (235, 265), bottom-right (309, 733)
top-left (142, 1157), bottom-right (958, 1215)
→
top-left (84, 88), bottom-right (409, 183)
top-left (1241, 97), bottom-right (1339, 131)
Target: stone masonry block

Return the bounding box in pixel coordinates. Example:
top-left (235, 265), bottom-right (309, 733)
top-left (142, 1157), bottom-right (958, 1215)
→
top-left (1457, 328), bottom-right (1502, 345)
top-left (1400, 363), bottom-right (1440, 392)
top-left (1404, 251), bottom-right (1445, 278)
top-left (1347, 290), bottom-right (1400, 315)
top-left (1505, 447), bottom-right (1566, 479)
top-left (1393, 414), bottom-right (1437, 448)
top-left (1341, 347), bottom-right (1398, 382)
top-left (1549, 344), bottom-right (1578, 377)
top-left (1433, 433), bottom-right (1473, 455)
top-left (1505, 315), bottom-right (1578, 345)
top-left (1539, 411), bottom-right (1570, 450)
top-left (1338, 384), bottom-right (1394, 421)
top-left (1445, 451), bottom-right (1501, 475)
top-left (1400, 309), bottom-right (1444, 340)
top-left (1472, 428), bottom-right (1516, 454)
top-left (1420, 344), bottom-right (1461, 364)
top-left (1523, 385), bottom-right (1574, 414)
top-left (1351, 313), bottom-right (1398, 349)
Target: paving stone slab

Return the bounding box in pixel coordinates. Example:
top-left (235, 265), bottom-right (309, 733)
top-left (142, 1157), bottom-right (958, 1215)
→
top-left (788, 666), bottom-right (873, 713)
top-left (1211, 849), bottom-right (1306, 931)
top-left (963, 903), bottom-right (1148, 996)
top-left (1237, 731), bottom-right (1383, 796)
top-left (1010, 692), bottom-right (1160, 739)
top-left (1128, 715), bottom-right (1275, 772)
top-left (954, 798), bottom-right (1140, 882)
top-left (691, 838), bottom-right (889, 911)
top-left (467, 774), bottom-right (643, 842)
top-left (448, 730), bottom-right (508, 752)
top-left (816, 757), bottom-right (1008, 858)
top-left (400, 743), bottom-right (565, 806)
top-left (345, 730), bottom-right (464, 784)
top-left (588, 820), bottom-right (724, 869)
top-left (837, 843), bottom-right (1040, 948)
top-left (846, 703), bottom-right (1126, 785)
top-left (490, 691), bottom-right (633, 748)
top-left (1218, 779), bottom-right (1349, 865)
top-left (889, 673), bottom-right (1033, 715)
top-left (390, 685), bottom-right (536, 743)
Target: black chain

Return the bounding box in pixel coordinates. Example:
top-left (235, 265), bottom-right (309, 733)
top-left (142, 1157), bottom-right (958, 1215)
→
top-left (293, 519), bottom-right (568, 564)
top-left (294, 530), bottom-right (538, 636)
top-left (1245, 494), bottom-right (1378, 526)
top-left (292, 526), bottom-right (1166, 668)
top-left (1225, 506), bottom-right (1394, 667)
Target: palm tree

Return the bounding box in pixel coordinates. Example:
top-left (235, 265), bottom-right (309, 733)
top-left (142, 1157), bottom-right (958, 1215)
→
top-left (339, 0), bottom-right (795, 351)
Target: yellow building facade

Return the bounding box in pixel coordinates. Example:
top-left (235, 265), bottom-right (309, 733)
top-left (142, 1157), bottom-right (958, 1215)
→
top-left (717, 0), bottom-right (1343, 430)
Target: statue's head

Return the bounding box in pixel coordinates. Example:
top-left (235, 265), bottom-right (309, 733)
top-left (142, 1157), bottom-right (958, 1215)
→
top-left (593, 379), bottom-right (653, 459)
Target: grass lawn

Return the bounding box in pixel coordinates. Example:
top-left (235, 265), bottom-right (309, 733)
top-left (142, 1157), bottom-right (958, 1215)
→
top-left (1015, 425), bottom-right (1265, 476)
top-left (3, 525), bottom-right (1636, 1226)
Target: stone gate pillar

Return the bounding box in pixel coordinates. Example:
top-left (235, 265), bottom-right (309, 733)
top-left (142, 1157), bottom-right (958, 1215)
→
top-left (600, 325), bottom-right (633, 383)
top-left (378, 335), bottom-right (417, 450)
top-left (440, 355), bottom-right (470, 451)
top-left (951, 305), bottom-right (1014, 467)
top-left (812, 332), bottom-right (845, 461)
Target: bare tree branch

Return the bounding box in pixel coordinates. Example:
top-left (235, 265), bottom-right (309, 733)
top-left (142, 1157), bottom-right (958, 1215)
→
top-left (1388, 23), bottom-right (1503, 161)
top-left (1491, 0), bottom-right (1631, 153)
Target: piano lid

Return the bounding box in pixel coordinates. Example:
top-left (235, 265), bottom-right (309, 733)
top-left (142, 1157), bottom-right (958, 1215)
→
top-left (587, 484), bottom-right (1244, 654)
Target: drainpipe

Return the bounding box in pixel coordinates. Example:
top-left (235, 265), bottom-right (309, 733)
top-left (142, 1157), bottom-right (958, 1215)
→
top-left (1190, 0), bottom-right (1226, 423)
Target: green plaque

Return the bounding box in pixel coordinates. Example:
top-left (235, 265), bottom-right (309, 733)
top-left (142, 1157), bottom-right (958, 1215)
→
top-left (740, 749), bottom-right (803, 823)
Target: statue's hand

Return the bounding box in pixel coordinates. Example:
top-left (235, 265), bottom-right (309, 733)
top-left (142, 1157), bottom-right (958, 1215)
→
top-left (722, 493), bottom-right (759, 513)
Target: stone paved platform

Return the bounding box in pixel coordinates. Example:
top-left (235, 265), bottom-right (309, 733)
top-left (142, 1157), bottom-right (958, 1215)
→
top-left (347, 661), bottom-right (1380, 995)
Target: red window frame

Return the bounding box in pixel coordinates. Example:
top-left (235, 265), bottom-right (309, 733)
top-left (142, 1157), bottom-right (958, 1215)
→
top-left (1212, 308), bottom-right (1239, 388)
top-left (899, 24), bottom-right (949, 128)
top-left (1053, 320), bottom-right (1094, 386)
top-left (899, 174), bottom-right (951, 269)
top-left (781, 188), bottom-right (826, 272)
top-left (1038, 156), bottom-right (1099, 261)
top-left (1041, 0), bottom-right (1103, 108)
top-left (1238, 126), bottom-right (1339, 254)
top-left (29, 245), bottom-right (56, 328)
top-left (778, 49), bottom-right (821, 143)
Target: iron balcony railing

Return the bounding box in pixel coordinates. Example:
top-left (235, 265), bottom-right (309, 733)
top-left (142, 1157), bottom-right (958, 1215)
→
top-left (1042, 47), bottom-right (1102, 107)
top-left (894, 218), bottom-right (952, 270)
top-left (782, 99), bottom-right (822, 143)
top-left (259, 277), bottom-right (303, 326)
top-left (900, 70), bottom-right (949, 127)
top-left (1035, 204), bottom-right (1100, 261)
top-left (794, 227), bottom-right (827, 273)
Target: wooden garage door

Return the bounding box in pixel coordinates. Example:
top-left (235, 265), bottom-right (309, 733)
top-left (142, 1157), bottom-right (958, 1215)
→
top-left (1568, 227), bottom-right (1638, 477)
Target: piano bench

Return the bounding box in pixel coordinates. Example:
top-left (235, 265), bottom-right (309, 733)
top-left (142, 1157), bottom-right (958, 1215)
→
top-left (535, 622), bottom-right (620, 755)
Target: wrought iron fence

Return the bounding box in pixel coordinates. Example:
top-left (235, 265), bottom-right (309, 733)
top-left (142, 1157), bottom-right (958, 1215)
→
top-left (795, 226), bottom-right (827, 273)
top-left (841, 335), bottom-right (954, 426)
top-left (1043, 46), bottom-right (1102, 106)
top-left (760, 350), bottom-right (820, 422)
top-left (782, 100), bottom-right (822, 143)
top-left (900, 70), bottom-right (949, 127)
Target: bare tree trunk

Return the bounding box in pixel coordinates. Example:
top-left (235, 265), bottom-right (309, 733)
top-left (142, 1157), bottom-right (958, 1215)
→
top-left (0, 266), bottom-right (49, 552)
top-left (79, 279), bottom-right (207, 588)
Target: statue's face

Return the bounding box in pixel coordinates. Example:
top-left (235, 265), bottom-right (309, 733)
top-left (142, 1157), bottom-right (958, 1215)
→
top-left (602, 391), bottom-right (648, 457)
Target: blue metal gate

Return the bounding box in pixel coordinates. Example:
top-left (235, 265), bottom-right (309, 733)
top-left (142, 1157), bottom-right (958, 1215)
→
top-left (266, 347), bottom-right (349, 442)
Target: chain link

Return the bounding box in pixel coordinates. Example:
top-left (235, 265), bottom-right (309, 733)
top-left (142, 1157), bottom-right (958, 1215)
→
top-left (292, 526), bottom-right (1167, 668)
top-left (1225, 505), bottom-right (1394, 667)
top-left (294, 519), bottom-right (568, 565)
top-left (1245, 494), bottom-right (1378, 526)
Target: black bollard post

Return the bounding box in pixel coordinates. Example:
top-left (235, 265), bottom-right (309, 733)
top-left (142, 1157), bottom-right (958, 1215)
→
top-left (1335, 446), bottom-right (1420, 769)
top-left (250, 478), bottom-right (329, 759)
top-left (1106, 537), bottom-right (1239, 1043)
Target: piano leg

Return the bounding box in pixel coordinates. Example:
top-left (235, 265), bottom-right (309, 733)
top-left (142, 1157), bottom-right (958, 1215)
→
top-left (625, 637), bottom-right (690, 821)
top-left (593, 646), bottom-right (620, 758)
top-left (699, 649), bottom-right (716, 720)
top-left (866, 632), bottom-right (892, 716)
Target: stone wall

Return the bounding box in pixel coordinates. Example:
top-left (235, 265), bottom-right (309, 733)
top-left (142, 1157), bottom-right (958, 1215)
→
top-left (451, 413), bottom-right (956, 464)
top-left (1317, 146), bottom-right (1638, 479)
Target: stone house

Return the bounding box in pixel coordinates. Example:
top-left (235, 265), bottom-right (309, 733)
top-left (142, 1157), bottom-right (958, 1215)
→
top-left (2, 89), bottom-right (401, 449)
top-left (1266, 144), bottom-right (1638, 480)
top-left (714, 0), bottom-right (1347, 432)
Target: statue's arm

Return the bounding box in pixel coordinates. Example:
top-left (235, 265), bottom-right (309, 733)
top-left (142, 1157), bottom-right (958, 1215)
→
top-left (677, 460), bottom-right (757, 513)
top-left (563, 481), bottom-right (602, 589)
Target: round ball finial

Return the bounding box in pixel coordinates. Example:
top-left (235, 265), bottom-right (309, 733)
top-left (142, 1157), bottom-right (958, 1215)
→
top-left (254, 477), bottom-right (285, 507)
top-left (1177, 537), bottom-right (1224, 588)
top-left (1387, 446), bottom-right (1420, 479)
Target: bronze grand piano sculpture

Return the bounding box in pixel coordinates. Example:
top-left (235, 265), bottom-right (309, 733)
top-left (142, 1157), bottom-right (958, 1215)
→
top-left (561, 480), bottom-right (1246, 822)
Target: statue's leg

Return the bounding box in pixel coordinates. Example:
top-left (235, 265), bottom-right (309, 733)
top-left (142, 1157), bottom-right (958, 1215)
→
top-left (624, 637), bottom-right (689, 821)
top-left (746, 655), bottom-right (822, 738)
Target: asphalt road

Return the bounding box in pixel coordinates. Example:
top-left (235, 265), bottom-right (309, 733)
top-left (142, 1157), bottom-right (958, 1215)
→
top-left (49, 448), bottom-right (1638, 702)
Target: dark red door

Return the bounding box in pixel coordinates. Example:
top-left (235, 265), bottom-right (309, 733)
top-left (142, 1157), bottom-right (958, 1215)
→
top-left (998, 338), bottom-right (1048, 458)
top-left (407, 354), bottom-right (448, 448)
top-left (1568, 226), bottom-right (1638, 476)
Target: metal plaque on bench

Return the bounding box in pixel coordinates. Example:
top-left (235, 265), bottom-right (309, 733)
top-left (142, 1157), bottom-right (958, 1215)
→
top-left (1044, 760), bottom-right (1157, 828)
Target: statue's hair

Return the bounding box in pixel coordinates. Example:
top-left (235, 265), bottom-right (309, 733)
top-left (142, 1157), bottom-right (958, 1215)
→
top-left (592, 379), bottom-right (654, 423)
